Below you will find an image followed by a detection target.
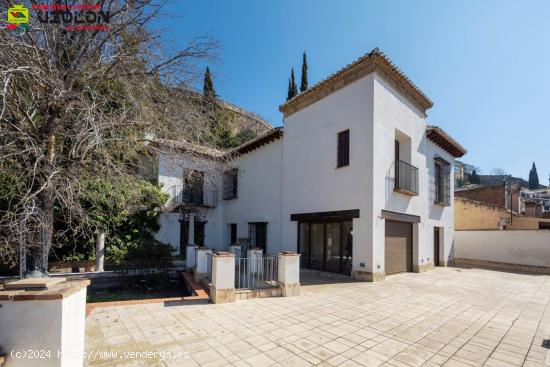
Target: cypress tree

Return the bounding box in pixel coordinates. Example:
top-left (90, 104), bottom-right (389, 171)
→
top-left (287, 78), bottom-right (292, 101)
top-left (529, 162), bottom-right (539, 189)
top-left (469, 169), bottom-right (480, 185)
top-left (203, 66), bottom-right (216, 99)
top-left (290, 68), bottom-right (298, 98)
top-left (286, 69), bottom-right (298, 101)
top-left (300, 52), bottom-right (308, 92)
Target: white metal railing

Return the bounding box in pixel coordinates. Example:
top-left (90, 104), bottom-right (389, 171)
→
top-left (235, 256), bottom-right (278, 289)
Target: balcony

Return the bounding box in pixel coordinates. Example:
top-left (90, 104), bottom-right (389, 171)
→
top-left (394, 160), bottom-right (418, 196)
top-left (169, 185), bottom-right (218, 208)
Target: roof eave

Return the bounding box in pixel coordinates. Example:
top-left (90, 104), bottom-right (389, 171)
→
top-left (279, 48), bottom-right (433, 118)
top-left (427, 126), bottom-right (467, 158)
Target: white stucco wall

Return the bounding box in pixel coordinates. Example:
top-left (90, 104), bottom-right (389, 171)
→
top-left (371, 73), bottom-right (455, 273)
top-left (281, 73), bottom-right (375, 273)
top-left (155, 154), bottom-right (225, 254)
top-left (0, 288), bottom-right (87, 367)
top-left (455, 230), bottom-right (550, 268)
top-left (153, 68), bottom-right (458, 278)
top-left (155, 213), bottom-right (181, 253)
top-left (223, 141), bottom-right (283, 255)
top-left (425, 142), bottom-right (456, 264)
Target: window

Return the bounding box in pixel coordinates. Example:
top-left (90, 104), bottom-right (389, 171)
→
top-left (184, 170), bottom-right (203, 192)
top-left (230, 223), bottom-right (237, 244)
top-left (183, 169), bottom-right (204, 205)
top-left (223, 168), bottom-right (238, 200)
top-left (434, 158), bottom-right (451, 205)
top-left (249, 222), bottom-right (267, 250)
top-left (337, 130), bottom-right (350, 167)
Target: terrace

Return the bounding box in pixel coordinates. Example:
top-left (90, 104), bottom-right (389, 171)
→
top-left (84, 267), bottom-right (550, 366)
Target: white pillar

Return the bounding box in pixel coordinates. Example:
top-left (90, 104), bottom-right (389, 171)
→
top-left (194, 247), bottom-right (212, 282)
top-left (278, 252), bottom-right (300, 297)
top-left (0, 279), bottom-right (89, 367)
top-left (228, 244), bottom-right (241, 258)
top-left (210, 252), bottom-right (235, 303)
top-left (186, 245), bottom-right (198, 270)
top-left (187, 213), bottom-right (195, 245)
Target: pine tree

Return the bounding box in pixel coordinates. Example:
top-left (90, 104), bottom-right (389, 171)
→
top-left (286, 68), bottom-right (298, 101)
top-left (203, 66), bottom-right (216, 99)
top-left (300, 51), bottom-right (308, 92)
top-left (529, 162), bottom-right (539, 189)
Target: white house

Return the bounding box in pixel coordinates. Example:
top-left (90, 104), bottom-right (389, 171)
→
top-left (153, 48), bottom-right (466, 281)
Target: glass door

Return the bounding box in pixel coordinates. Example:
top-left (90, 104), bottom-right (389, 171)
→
top-left (325, 223), bottom-right (341, 273)
top-left (310, 223), bottom-right (324, 271)
top-left (299, 223), bottom-right (310, 268)
top-left (298, 220), bottom-right (353, 275)
top-left (342, 221), bottom-right (353, 275)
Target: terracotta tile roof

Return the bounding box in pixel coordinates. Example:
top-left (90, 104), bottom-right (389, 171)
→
top-left (152, 138), bottom-right (226, 159)
top-left (279, 48), bottom-right (433, 117)
top-left (426, 125), bottom-right (467, 158)
top-left (229, 127), bottom-right (283, 155)
top-left (153, 128), bottom-right (284, 160)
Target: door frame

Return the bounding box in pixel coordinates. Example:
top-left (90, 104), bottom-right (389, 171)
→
top-left (297, 220), bottom-right (352, 275)
top-left (434, 227), bottom-right (441, 266)
top-left (384, 220), bottom-right (413, 274)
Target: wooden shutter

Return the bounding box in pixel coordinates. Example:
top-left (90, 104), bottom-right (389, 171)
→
top-left (223, 168), bottom-right (238, 200)
top-left (337, 130), bottom-right (350, 167)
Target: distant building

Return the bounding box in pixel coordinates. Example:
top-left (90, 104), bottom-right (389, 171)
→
top-left (478, 174), bottom-right (530, 189)
top-left (455, 185), bottom-right (521, 214)
top-left (520, 188), bottom-right (550, 214)
top-left (455, 197), bottom-right (550, 230)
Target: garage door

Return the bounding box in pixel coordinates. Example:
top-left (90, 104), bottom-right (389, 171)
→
top-left (385, 221), bottom-right (413, 274)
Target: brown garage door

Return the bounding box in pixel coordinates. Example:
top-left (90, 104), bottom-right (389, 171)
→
top-left (385, 220), bottom-right (413, 274)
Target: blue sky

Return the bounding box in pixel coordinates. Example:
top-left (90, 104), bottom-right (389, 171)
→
top-left (162, 0), bottom-right (550, 183)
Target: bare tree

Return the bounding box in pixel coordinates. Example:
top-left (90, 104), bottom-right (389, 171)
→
top-left (491, 167), bottom-right (508, 176)
top-left (0, 0), bottom-right (220, 273)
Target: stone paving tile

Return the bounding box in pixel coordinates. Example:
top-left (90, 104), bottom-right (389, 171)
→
top-left (85, 267), bottom-right (550, 366)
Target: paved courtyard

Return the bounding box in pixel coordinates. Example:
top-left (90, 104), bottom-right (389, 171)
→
top-left (85, 267), bottom-right (550, 366)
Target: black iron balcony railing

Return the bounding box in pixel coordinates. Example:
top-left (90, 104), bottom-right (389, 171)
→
top-left (394, 160), bottom-right (419, 195)
top-left (169, 185), bottom-right (218, 208)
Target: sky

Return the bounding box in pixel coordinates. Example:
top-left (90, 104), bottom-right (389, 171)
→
top-left (159, 0), bottom-right (550, 183)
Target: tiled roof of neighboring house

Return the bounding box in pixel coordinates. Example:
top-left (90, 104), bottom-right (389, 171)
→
top-left (152, 128), bottom-right (284, 160)
top-left (426, 125), bottom-right (467, 158)
top-left (152, 138), bottom-right (226, 159)
top-left (230, 127), bottom-right (283, 155)
top-left (279, 48), bottom-right (433, 117)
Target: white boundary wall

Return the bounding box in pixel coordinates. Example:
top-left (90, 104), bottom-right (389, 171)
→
top-left (455, 230), bottom-right (550, 268)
